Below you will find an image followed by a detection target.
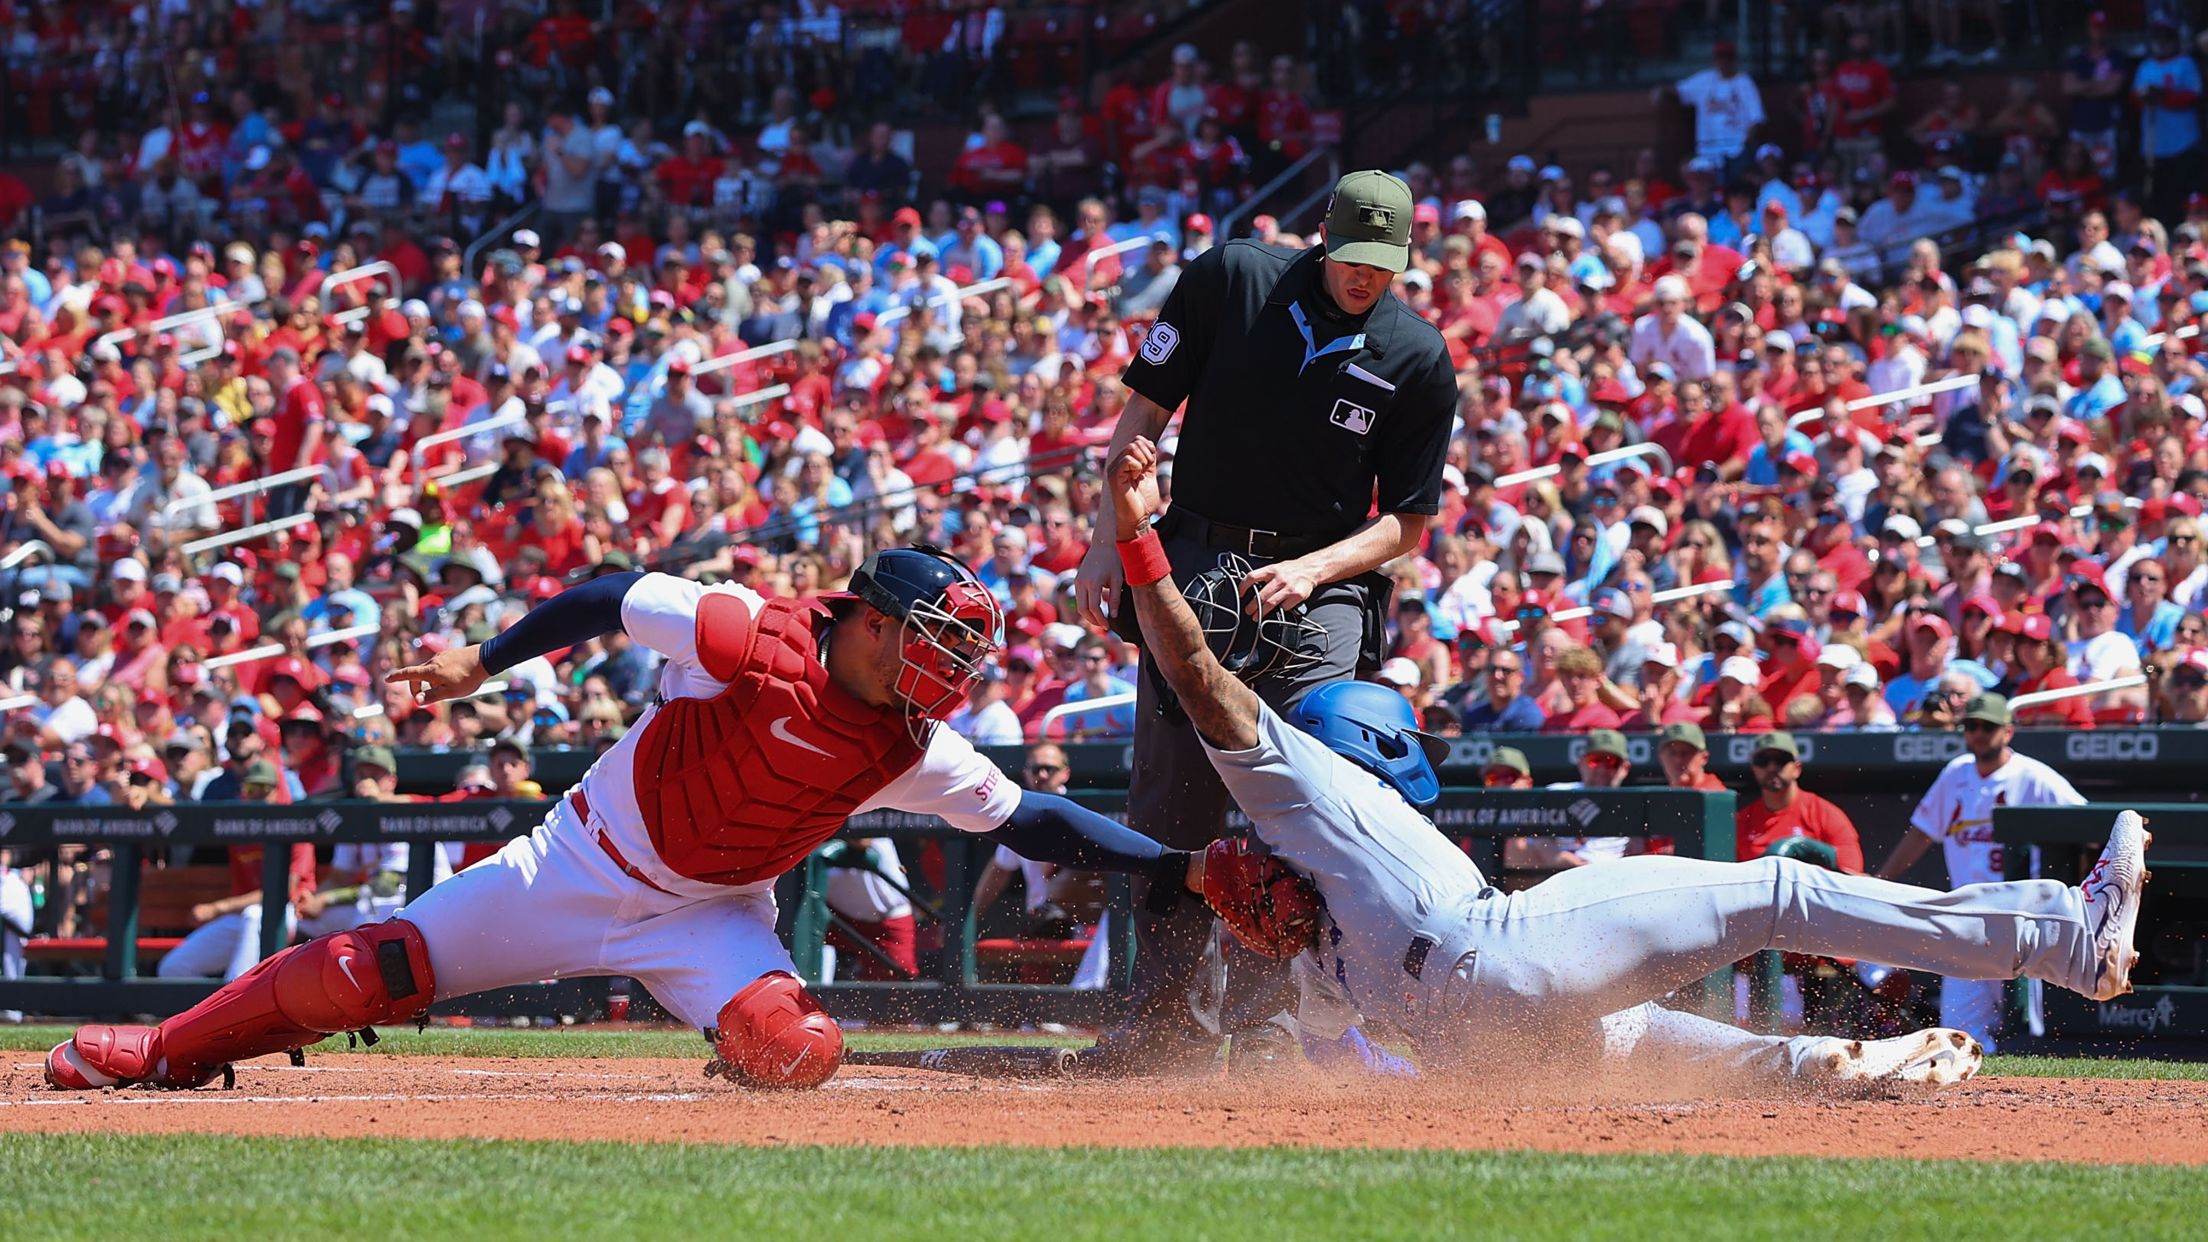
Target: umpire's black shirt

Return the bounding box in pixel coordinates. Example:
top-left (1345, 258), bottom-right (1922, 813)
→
top-left (1121, 240), bottom-right (1457, 537)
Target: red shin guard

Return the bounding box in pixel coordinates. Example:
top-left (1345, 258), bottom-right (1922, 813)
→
top-left (135, 919), bottom-right (437, 1087)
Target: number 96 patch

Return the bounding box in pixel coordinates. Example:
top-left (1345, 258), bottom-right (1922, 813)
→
top-left (1140, 321), bottom-right (1180, 364)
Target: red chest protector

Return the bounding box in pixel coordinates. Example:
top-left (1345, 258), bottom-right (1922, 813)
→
top-left (631, 592), bottom-right (924, 887)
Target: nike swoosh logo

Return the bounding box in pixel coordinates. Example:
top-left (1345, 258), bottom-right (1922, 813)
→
top-left (337, 956), bottom-right (361, 993)
top-left (777, 1049), bottom-right (810, 1077)
top-left (770, 716), bottom-right (835, 758)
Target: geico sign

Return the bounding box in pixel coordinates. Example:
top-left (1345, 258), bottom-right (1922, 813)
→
top-left (1567, 735), bottom-right (1654, 765)
top-left (2066, 732), bottom-right (2159, 762)
top-left (1725, 734), bottom-right (1815, 764)
top-left (1893, 734), bottom-right (1967, 764)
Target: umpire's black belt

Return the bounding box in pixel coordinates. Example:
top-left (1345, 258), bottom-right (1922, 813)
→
top-left (1161, 507), bottom-right (1343, 560)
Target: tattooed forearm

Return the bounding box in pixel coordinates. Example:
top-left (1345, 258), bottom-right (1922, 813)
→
top-left (1129, 577), bottom-right (1261, 751)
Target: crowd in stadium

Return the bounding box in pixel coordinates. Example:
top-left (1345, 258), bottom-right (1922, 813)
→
top-left (1, 2), bottom-right (2207, 839)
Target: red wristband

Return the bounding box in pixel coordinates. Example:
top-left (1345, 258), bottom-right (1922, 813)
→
top-left (1117, 528), bottom-right (1172, 588)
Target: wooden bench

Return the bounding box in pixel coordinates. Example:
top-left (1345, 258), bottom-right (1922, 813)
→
top-left (22, 865), bottom-right (236, 967)
top-left (974, 936), bottom-right (1094, 986)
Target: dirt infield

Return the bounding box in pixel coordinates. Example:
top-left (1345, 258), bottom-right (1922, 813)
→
top-left (4, 1053), bottom-right (2204, 1163)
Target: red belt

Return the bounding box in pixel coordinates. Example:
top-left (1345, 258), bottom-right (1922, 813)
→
top-left (571, 789), bottom-right (675, 896)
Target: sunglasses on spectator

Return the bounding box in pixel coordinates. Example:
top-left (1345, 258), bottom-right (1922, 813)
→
top-left (1584, 753), bottom-right (1626, 770)
top-left (1960, 720), bottom-right (2001, 734)
top-left (1515, 607), bottom-right (1548, 621)
top-left (241, 782), bottom-right (276, 797)
top-left (1490, 665), bottom-right (1522, 677)
top-left (1750, 752), bottom-right (1792, 768)
top-left (1025, 763), bottom-right (1064, 776)
top-left (1483, 770), bottom-right (1523, 786)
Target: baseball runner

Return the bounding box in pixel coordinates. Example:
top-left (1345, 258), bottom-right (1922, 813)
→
top-left (43, 547), bottom-right (1231, 1092)
top-left (1108, 435), bottom-right (2150, 1083)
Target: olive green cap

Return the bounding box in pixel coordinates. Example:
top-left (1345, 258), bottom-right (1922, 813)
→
top-left (1323, 170), bottom-right (1415, 273)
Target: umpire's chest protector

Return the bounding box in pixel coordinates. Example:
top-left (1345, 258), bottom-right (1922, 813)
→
top-left (1130, 242), bottom-right (1450, 537)
top-left (629, 595), bottom-right (923, 887)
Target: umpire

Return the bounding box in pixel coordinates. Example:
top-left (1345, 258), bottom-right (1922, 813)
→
top-left (1073, 170), bottom-right (1458, 1070)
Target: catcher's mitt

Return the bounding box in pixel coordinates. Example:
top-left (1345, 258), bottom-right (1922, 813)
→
top-left (1200, 837), bottom-right (1325, 959)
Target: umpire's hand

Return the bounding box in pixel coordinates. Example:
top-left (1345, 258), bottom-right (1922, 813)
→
top-left (1073, 527), bottom-right (1124, 628)
top-left (1243, 558), bottom-right (1320, 614)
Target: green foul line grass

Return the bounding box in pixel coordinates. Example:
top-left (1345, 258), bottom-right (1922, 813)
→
top-left (1, 1135), bottom-right (2200, 1242)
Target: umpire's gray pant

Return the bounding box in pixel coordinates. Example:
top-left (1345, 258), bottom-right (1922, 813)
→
top-left (1117, 530), bottom-right (1370, 1042)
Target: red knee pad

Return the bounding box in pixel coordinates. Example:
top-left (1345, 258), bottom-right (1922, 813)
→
top-left (270, 918), bottom-right (437, 1032)
top-left (712, 971), bottom-right (843, 1089)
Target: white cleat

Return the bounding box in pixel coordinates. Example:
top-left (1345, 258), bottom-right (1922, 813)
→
top-left (2081, 810), bottom-right (2151, 1002)
top-left (1808, 1028), bottom-right (1983, 1088)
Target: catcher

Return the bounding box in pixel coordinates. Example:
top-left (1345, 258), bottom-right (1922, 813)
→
top-left (1108, 435), bottom-right (2152, 1085)
top-left (44, 547), bottom-right (1293, 1091)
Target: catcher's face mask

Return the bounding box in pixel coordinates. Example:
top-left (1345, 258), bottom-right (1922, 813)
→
top-left (1179, 554), bottom-right (1327, 684)
top-left (892, 578), bottom-right (1003, 741)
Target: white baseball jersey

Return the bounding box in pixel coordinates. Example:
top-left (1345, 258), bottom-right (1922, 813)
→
top-left (1908, 752), bottom-right (2083, 887)
top-left (588, 574), bottom-right (1022, 896)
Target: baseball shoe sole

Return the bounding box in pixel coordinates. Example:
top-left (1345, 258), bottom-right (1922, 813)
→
top-left (1810, 1028), bottom-right (1983, 1087)
top-left (2082, 810), bottom-right (2152, 1002)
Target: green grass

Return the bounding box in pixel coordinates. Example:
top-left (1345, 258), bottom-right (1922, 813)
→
top-left (1, 1135), bottom-right (2199, 1242)
top-left (0, 1022), bottom-right (1073, 1059)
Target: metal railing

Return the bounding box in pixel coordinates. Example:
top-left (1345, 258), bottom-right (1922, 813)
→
top-left (179, 511), bottom-right (317, 558)
top-left (93, 299), bottom-right (245, 367)
top-left (462, 203), bottom-right (541, 283)
top-left (0, 540), bottom-right (53, 572)
top-left (689, 338), bottom-right (799, 379)
top-left (1786, 373), bottom-right (1983, 434)
top-left (1037, 691), bottom-right (1136, 740)
top-left (1082, 235), bottom-right (1159, 281)
top-left (408, 404), bottom-right (530, 462)
top-left (2011, 674), bottom-right (2147, 711)
top-left (1217, 148), bottom-right (1339, 241)
top-left (1494, 442), bottom-right (1674, 490)
top-left (164, 466), bottom-right (322, 518)
top-left (877, 277), bottom-right (1015, 328)
top-left (201, 623), bottom-right (389, 674)
top-left (1488, 569), bottom-right (1733, 636)
top-left (706, 440), bottom-right (1095, 557)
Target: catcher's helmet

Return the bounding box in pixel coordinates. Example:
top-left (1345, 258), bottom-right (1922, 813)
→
top-left (1179, 554), bottom-right (1325, 684)
top-left (1289, 680), bottom-right (1452, 809)
top-left (844, 545), bottom-right (1003, 738)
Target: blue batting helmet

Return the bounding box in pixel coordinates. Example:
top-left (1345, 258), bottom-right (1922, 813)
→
top-left (1287, 680), bottom-right (1451, 809)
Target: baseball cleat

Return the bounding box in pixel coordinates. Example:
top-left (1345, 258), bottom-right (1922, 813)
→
top-left (1808, 1028), bottom-right (1983, 1087)
top-left (2081, 810), bottom-right (2151, 1002)
top-left (43, 1026), bottom-right (160, 1090)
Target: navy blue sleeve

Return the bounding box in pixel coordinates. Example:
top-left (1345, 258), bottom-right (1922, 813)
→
top-left (478, 571), bottom-right (645, 674)
top-left (983, 789), bottom-right (1186, 882)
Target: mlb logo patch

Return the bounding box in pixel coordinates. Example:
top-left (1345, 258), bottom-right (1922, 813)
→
top-left (1329, 398), bottom-right (1375, 435)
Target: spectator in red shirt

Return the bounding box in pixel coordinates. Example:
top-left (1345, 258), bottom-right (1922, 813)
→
top-left (655, 122), bottom-right (724, 211)
top-left (1028, 503), bottom-right (1088, 575)
top-left (1541, 645), bottom-right (1623, 732)
top-left (263, 346), bottom-right (325, 517)
top-left (1652, 378), bottom-right (1758, 479)
top-left (1757, 614), bottom-right (1824, 717)
top-left (1255, 53), bottom-right (1315, 173)
top-left (948, 115), bottom-right (1029, 200)
top-left (1735, 730), bottom-right (1864, 872)
top-left (2007, 612), bottom-right (2095, 729)
top-left (1830, 28), bottom-right (1898, 176)
top-left (1655, 721), bottom-right (1729, 791)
